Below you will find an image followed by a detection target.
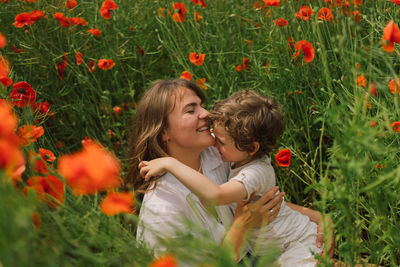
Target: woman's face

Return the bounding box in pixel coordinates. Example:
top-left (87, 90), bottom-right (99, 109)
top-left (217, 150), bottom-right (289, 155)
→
top-left (163, 87), bottom-right (214, 155)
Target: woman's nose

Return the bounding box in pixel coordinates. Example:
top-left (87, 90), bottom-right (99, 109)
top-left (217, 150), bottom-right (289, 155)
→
top-left (199, 107), bottom-right (210, 119)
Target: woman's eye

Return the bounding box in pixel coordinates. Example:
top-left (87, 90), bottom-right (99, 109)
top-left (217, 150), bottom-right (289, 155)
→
top-left (186, 110), bottom-right (195, 114)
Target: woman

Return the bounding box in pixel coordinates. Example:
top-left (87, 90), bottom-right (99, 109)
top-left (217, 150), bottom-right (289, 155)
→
top-left (125, 79), bottom-right (330, 263)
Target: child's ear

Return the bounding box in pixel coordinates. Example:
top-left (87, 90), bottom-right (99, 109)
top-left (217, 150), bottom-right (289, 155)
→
top-left (249, 141), bottom-right (260, 156)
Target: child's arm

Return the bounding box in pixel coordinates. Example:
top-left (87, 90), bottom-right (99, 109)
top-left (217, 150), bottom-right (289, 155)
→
top-left (139, 157), bottom-right (247, 205)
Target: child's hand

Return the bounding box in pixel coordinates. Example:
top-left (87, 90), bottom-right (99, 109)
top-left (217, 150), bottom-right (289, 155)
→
top-left (138, 158), bottom-right (171, 181)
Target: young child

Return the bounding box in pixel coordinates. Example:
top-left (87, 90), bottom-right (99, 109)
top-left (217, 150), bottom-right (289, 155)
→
top-left (139, 90), bottom-right (322, 266)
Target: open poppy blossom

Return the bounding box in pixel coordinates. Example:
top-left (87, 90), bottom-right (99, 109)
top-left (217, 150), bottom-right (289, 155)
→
top-left (179, 70), bottom-right (192, 80)
top-left (69, 17), bottom-right (87, 26)
top-left (389, 78), bottom-right (400, 95)
top-left (87, 28), bottom-right (101, 37)
top-left (191, 0), bottom-right (207, 8)
top-left (189, 52), bottom-right (205, 66)
top-left (33, 101), bottom-right (51, 116)
top-left (98, 59), bottom-right (115, 70)
top-left (58, 142), bottom-right (121, 195)
top-left (235, 57), bottom-right (249, 72)
top-left (18, 125), bottom-right (44, 145)
top-left (273, 18), bottom-right (287, 27)
top-left (293, 40), bottom-right (315, 63)
top-left (75, 52), bottom-right (83, 65)
top-left (100, 191), bottom-right (134, 215)
top-left (10, 81), bottom-right (37, 107)
top-left (391, 121), bottom-right (400, 132)
top-left (150, 254), bottom-right (178, 267)
top-left (13, 13), bottom-right (34, 28)
top-left (100, 0), bottom-right (118, 20)
top-left (296, 6), bottom-right (313, 21)
top-left (382, 20), bottom-right (400, 53)
top-left (172, 2), bottom-right (187, 22)
top-left (66, 0), bottom-right (77, 9)
top-left (53, 13), bottom-right (70, 27)
top-left (0, 56), bottom-right (12, 87)
top-left (25, 175), bottom-right (65, 208)
top-left (29, 10), bottom-right (45, 22)
top-left (196, 78), bottom-right (208, 90)
top-left (263, 0), bottom-right (279, 7)
top-left (318, 7), bottom-right (333, 21)
top-left (275, 148), bottom-right (291, 167)
top-left (356, 74), bottom-right (366, 88)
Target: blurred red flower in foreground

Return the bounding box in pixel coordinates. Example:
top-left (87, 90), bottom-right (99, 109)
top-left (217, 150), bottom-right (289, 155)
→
top-left (100, 191), bottom-right (134, 215)
top-left (0, 33), bottom-right (7, 48)
top-left (382, 20), bottom-right (400, 53)
top-left (100, 0), bottom-right (118, 20)
top-left (189, 52), bottom-right (205, 66)
top-left (392, 121), bottom-right (400, 132)
top-left (10, 81), bottom-right (37, 107)
top-left (87, 28), bottom-right (101, 37)
top-left (98, 59), bottom-right (115, 70)
top-left (172, 2), bottom-right (187, 22)
top-left (273, 18), bottom-right (287, 27)
top-left (150, 254), bottom-right (178, 267)
top-left (180, 71), bottom-right (192, 80)
top-left (18, 125), bottom-right (44, 145)
top-left (58, 142), bottom-right (121, 195)
top-left (318, 7), bottom-right (333, 21)
top-left (0, 56), bottom-right (13, 87)
top-left (390, 0), bottom-right (400, 5)
top-left (263, 0), bottom-right (279, 7)
top-left (191, 0), bottom-right (207, 8)
top-left (25, 175), bottom-right (65, 208)
top-left (275, 148), bottom-right (291, 167)
top-left (293, 40), bottom-right (315, 63)
top-left (389, 78), bottom-right (400, 95)
top-left (235, 57), bottom-right (249, 72)
top-left (296, 6), bottom-right (313, 21)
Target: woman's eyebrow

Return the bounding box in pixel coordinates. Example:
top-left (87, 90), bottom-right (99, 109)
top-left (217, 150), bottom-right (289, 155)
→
top-left (182, 102), bottom-right (197, 110)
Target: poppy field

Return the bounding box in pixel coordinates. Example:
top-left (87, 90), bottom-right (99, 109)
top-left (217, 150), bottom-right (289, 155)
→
top-left (1, 0), bottom-right (400, 266)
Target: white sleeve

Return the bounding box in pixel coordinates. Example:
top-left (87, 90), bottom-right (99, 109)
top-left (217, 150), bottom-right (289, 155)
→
top-left (230, 163), bottom-right (276, 201)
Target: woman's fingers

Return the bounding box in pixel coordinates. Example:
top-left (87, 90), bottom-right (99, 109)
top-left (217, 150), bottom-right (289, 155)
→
top-left (261, 191), bottom-right (285, 213)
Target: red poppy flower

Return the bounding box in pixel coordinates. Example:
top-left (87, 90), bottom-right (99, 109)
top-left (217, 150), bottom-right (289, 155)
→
top-left (180, 71), bottom-right (192, 80)
top-left (150, 254), bottom-right (178, 267)
top-left (0, 100), bottom-right (18, 141)
top-left (351, 10), bottom-right (361, 23)
top-left (76, 52), bottom-right (83, 65)
top-left (89, 60), bottom-right (96, 72)
top-left (318, 7), bottom-right (333, 21)
top-left (18, 125), bottom-right (44, 145)
top-left (58, 142), bottom-right (121, 195)
top-left (263, 0), bottom-right (279, 7)
top-left (275, 148), bottom-right (291, 167)
top-left (196, 78), bottom-right (208, 90)
top-left (193, 11), bottom-right (202, 21)
top-left (66, 0), bottom-right (77, 9)
top-left (87, 28), bottom-right (101, 37)
top-left (0, 33), bottom-right (6, 49)
top-left (39, 148), bottom-right (56, 162)
top-left (157, 8), bottom-right (171, 18)
top-left (98, 59), bottom-right (115, 70)
top-left (235, 57), bottom-right (249, 72)
top-left (390, 0), bottom-right (400, 4)
top-left (0, 56), bottom-right (12, 87)
top-left (296, 6), bottom-right (313, 21)
top-left (265, 62), bottom-right (269, 69)
top-left (382, 20), bottom-right (400, 53)
top-left (391, 121), bottom-right (400, 132)
top-left (113, 106), bottom-right (121, 115)
top-left (369, 82), bottom-right (377, 96)
top-left (389, 78), bottom-right (400, 95)
top-left (14, 13), bottom-right (34, 28)
top-left (100, 191), bottom-right (134, 215)
top-left (356, 74), bottom-right (366, 88)
top-left (273, 18), bottom-right (287, 27)
top-left (10, 45), bottom-right (23, 53)
top-left (25, 175), bottom-right (65, 208)
top-left (189, 52), bottom-right (205, 66)
top-left (69, 17), bottom-right (87, 26)
top-left (10, 82), bottom-right (36, 107)
top-left (191, 0), bottom-right (207, 8)
top-left (29, 10), bottom-right (45, 21)
top-left (32, 101), bottom-right (51, 116)
top-left (100, 0), bottom-right (118, 20)
top-left (293, 40), bottom-right (315, 63)
top-left (53, 13), bottom-right (70, 27)
top-left (172, 2), bottom-right (187, 22)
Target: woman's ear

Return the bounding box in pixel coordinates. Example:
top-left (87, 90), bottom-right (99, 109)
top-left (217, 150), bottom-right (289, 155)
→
top-left (162, 129), bottom-right (170, 143)
top-left (249, 141), bottom-right (260, 156)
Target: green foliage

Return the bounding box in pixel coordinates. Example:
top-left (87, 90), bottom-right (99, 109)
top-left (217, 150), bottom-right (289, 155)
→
top-left (0, 0), bottom-right (400, 266)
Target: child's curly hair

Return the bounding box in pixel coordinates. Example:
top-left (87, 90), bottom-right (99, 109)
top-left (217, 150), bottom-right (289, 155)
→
top-left (209, 90), bottom-right (284, 158)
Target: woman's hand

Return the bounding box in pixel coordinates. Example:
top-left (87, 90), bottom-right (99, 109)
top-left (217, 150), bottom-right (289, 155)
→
top-left (317, 216), bottom-right (335, 258)
top-left (234, 186), bottom-right (285, 228)
top-left (138, 157), bottom-right (173, 180)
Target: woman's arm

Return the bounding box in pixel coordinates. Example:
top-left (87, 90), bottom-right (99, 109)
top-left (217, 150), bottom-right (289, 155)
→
top-left (139, 157), bottom-right (247, 205)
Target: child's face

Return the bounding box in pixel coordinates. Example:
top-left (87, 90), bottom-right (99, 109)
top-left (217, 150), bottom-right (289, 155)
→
top-left (213, 123), bottom-right (252, 167)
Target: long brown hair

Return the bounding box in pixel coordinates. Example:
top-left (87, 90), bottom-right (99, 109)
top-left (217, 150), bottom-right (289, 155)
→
top-left (125, 79), bottom-right (205, 195)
